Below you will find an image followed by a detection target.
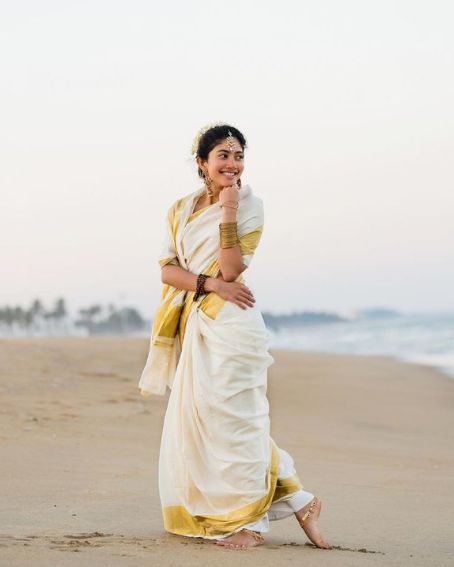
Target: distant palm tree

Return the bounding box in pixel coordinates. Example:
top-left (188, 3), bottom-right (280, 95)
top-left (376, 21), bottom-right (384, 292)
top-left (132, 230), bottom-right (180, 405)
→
top-left (25, 298), bottom-right (46, 334)
top-left (30, 298), bottom-right (44, 319)
top-left (88, 305), bottom-right (102, 321)
top-left (13, 306), bottom-right (27, 331)
top-left (54, 298), bottom-right (67, 318)
top-left (0, 307), bottom-right (14, 331)
top-left (76, 304), bottom-right (102, 334)
top-left (52, 297), bottom-right (68, 333)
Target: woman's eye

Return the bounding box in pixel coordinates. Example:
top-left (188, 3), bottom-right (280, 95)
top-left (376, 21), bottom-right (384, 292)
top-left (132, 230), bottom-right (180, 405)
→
top-left (218, 153), bottom-right (243, 159)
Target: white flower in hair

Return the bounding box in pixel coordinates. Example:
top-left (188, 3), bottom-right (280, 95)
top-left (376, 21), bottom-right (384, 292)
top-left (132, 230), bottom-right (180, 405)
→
top-left (191, 121), bottom-right (228, 156)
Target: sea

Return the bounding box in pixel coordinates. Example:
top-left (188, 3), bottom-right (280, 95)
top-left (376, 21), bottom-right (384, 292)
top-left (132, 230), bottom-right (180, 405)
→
top-left (266, 311), bottom-right (454, 380)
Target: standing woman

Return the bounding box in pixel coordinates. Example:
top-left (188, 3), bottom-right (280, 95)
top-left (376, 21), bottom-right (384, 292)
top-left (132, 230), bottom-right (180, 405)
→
top-left (138, 123), bottom-right (331, 550)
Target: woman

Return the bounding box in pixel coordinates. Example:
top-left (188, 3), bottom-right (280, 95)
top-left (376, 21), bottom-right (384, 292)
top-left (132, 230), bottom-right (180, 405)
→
top-left (138, 123), bottom-right (331, 550)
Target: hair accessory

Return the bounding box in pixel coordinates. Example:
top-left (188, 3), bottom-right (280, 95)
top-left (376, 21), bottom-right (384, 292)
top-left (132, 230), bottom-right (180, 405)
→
top-left (191, 121), bottom-right (228, 156)
top-left (226, 130), bottom-right (237, 152)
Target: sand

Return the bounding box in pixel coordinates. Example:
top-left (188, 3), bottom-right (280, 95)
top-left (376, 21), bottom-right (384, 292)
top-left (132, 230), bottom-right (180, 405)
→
top-left (0, 337), bottom-right (453, 566)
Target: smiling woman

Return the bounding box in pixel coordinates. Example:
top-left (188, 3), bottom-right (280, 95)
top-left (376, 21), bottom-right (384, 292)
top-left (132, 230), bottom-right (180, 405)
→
top-left (138, 123), bottom-right (331, 550)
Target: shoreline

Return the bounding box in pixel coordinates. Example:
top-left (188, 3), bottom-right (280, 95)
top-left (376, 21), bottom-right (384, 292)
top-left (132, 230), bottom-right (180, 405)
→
top-left (272, 346), bottom-right (454, 382)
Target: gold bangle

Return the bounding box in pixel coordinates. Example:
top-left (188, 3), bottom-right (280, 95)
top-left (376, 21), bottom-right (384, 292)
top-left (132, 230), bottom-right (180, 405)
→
top-left (219, 225), bottom-right (238, 231)
top-left (219, 226), bottom-right (238, 235)
top-left (220, 200), bottom-right (239, 209)
top-left (220, 237), bottom-right (239, 248)
top-left (219, 222), bottom-right (239, 248)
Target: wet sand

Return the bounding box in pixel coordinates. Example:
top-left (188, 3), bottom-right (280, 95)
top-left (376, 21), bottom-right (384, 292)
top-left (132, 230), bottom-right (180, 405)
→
top-left (0, 337), bottom-right (453, 566)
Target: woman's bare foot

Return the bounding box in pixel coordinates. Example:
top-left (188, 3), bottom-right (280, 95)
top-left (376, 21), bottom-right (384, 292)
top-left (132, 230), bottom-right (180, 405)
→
top-left (215, 528), bottom-right (264, 549)
top-left (295, 496), bottom-right (331, 549)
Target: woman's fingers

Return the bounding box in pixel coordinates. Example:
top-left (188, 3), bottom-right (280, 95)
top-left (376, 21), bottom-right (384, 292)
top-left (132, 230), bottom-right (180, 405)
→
top-left (239, 285), bottom-right (255, 301)
top-left (240, 287), bottom-right (254, 297)
top-left (225, 283), bottom-right (255, 308)
top-left (238, 293), bottom-right (254, 306)
top-left (234, 294), bottom-right (254, 308)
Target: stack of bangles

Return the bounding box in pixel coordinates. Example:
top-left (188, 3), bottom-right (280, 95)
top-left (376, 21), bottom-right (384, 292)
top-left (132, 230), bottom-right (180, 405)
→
top-left (219, 200), bottom-right (239, 248)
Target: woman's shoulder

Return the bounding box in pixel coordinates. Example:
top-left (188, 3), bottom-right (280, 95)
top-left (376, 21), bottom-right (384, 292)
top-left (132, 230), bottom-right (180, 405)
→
top-left (167, 188), bottom-right (201, 216)
top-left (238, 186), bottom-right (264, 229)
top-left (241, 185), bottom-right (264, 214)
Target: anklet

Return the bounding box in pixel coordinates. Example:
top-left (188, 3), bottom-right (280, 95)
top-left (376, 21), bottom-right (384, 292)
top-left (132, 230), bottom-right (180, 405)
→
top-left (241, 528), bottom-right (264, 543)
top-left (298, 497), bottom-right (318, 524)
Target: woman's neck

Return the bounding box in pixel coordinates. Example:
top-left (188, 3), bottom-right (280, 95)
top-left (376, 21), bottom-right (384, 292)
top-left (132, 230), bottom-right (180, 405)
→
top-left (206, 184), bottom-right (222, 203)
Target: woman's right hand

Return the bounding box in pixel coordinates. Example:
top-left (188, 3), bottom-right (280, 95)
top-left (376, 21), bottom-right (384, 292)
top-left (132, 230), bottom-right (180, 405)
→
top-left (209, 278), bottom-right (255, 310)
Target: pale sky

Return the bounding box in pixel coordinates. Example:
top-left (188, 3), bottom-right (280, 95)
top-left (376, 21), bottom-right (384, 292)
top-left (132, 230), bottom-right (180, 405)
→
top-left (1, 0), bottom-right (453, 317)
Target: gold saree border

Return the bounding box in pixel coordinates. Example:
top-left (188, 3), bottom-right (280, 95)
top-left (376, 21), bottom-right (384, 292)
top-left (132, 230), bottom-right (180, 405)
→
top-left (162, 439), bottom-right (280, 537)
top-left (178, 259), bottom-right (225, 343)
top-left (239, 226), bottom-right (263, 256)
top-left (272, 474), bottom-right (303, 503)
top-left (152, 287), bottom-right (184, 340)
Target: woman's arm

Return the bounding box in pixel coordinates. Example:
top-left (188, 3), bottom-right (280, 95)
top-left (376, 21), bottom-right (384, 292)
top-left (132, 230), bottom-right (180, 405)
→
top-left (161, 264), bottom-right (255, 309)
top-left (161, 264), bottom-right (219, 293)
top-left (218, 205), bottom-right (247, 282)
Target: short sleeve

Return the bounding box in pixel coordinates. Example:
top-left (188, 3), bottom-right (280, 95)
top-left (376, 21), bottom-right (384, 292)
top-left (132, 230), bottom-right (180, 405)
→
top-left (158, 202), bottom-right (180, 268)
top-left (237, 197), bottom-right (264, 268)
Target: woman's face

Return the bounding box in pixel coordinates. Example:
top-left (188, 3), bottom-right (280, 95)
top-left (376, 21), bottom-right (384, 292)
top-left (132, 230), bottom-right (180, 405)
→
top-left (199, 137), bottom-right (245, 189)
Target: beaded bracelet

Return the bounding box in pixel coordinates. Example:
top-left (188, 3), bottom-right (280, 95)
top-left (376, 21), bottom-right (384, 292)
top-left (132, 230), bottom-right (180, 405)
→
top-left (193, 273), bottom-right (209, 302)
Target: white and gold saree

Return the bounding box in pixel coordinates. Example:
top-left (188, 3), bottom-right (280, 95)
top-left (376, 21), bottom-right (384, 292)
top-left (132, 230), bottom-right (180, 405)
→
top-left (139, 184), bottom-right (314, 538)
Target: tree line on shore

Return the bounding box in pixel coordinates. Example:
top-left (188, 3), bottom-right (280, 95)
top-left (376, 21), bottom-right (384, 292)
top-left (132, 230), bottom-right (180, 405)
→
top-left (0, 298), bottom-right (148, 336)
top-left (1, 296), bottom-right (388, 337)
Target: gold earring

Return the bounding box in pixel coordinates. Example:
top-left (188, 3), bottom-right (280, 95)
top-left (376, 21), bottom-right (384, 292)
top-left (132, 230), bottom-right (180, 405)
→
top-left (203, 170), bottom-right (214, 198)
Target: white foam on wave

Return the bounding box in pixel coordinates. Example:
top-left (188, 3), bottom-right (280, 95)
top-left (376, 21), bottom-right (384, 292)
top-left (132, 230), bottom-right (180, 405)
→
top-left (267, 313), bottom-right (454, 379)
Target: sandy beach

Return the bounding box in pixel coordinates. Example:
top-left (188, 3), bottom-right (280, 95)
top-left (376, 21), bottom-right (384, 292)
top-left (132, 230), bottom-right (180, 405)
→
top-left (0, 336), bottom-right (453, 566)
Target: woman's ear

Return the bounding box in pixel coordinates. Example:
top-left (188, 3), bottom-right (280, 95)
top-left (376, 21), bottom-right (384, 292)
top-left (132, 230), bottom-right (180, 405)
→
top-left (196, 157), bottom-right (208, 178)
top-left (196, 156), bottom-right (206, 170)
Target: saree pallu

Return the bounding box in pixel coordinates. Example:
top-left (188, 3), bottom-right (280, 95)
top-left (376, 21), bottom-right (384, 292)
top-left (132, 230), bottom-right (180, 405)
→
top-left (139, 184), bottom-right (308, 538)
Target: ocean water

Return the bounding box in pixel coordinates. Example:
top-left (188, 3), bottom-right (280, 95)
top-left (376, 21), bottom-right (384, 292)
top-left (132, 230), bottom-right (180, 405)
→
top-left (267, 312), bottom-right (454, 379)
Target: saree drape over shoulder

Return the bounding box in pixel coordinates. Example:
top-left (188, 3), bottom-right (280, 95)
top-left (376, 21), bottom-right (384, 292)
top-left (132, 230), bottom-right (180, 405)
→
top-left (138, 184), bottom-right (310, 539)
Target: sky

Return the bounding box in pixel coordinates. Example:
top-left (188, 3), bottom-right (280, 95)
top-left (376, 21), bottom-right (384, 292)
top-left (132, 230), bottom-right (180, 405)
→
top-left (1, 0), bottom-right (453, 317)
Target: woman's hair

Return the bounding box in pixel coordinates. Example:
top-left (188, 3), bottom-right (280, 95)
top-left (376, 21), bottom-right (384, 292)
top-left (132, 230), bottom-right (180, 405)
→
top-left (196, 124), bottom-right (247, 180)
